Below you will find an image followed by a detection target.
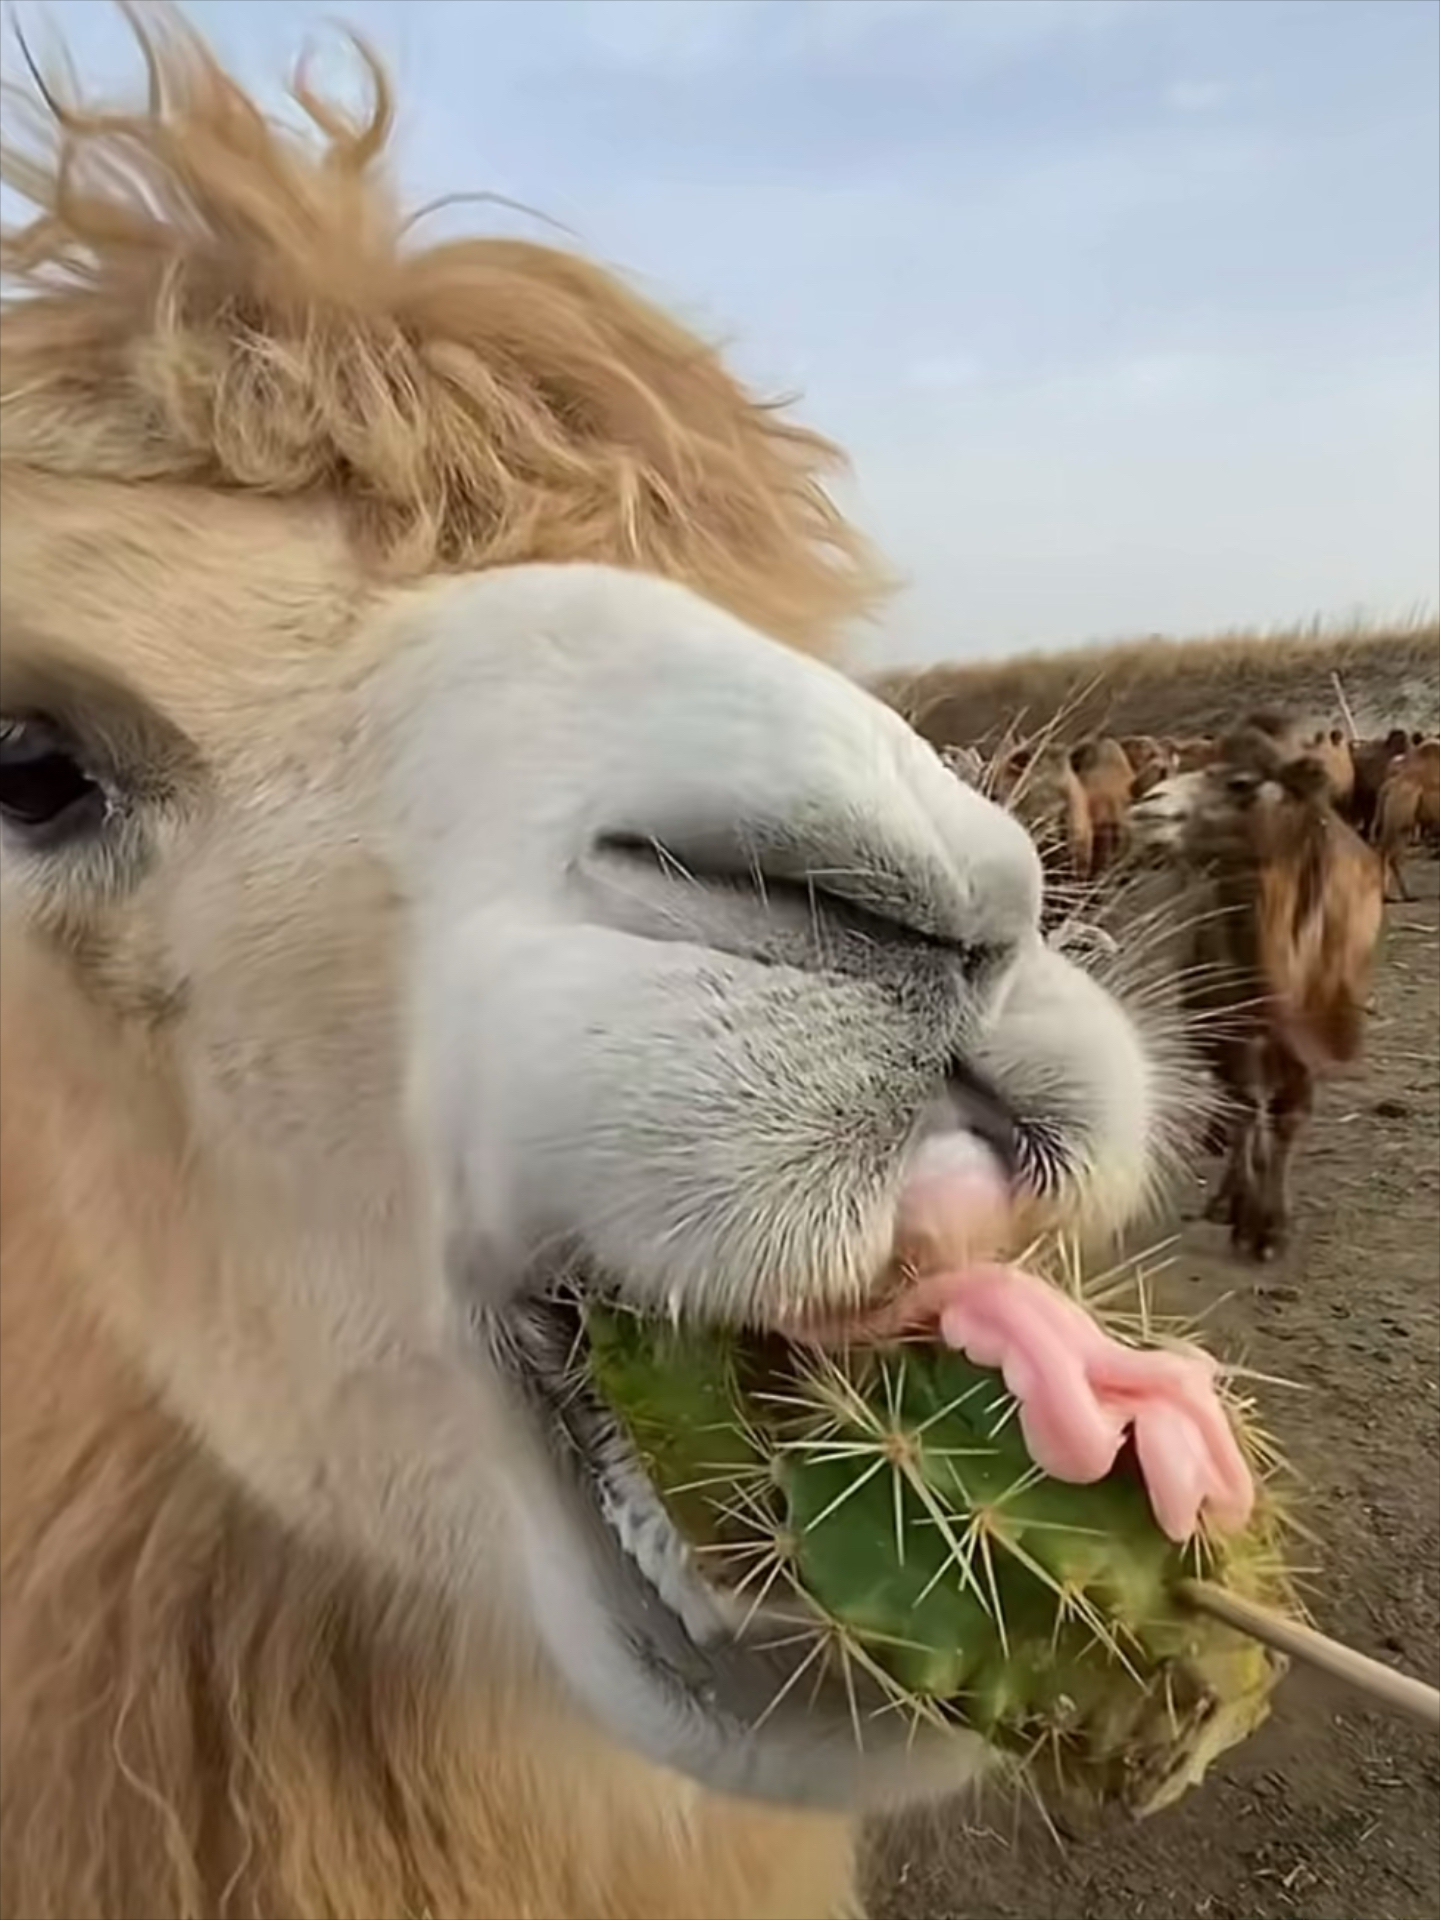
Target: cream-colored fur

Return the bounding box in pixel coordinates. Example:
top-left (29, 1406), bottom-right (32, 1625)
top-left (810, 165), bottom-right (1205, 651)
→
top-left (0, 11), bottom-right (1172, 1917)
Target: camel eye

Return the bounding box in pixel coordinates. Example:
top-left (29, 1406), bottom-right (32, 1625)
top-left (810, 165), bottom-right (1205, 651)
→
top-left (0, 714), bottom-right (107, 841)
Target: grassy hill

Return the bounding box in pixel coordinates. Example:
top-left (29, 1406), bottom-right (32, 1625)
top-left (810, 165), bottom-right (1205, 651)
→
top-left (872, 616), bottom-right (1439, 749)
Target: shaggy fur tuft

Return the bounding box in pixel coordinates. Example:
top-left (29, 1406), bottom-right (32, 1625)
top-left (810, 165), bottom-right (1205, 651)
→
top-left (0, 2), bottom-right (888, 650)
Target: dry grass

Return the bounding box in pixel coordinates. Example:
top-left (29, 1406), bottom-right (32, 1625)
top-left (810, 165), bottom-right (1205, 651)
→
top-left (873, 614), bottom-right (1440, 749)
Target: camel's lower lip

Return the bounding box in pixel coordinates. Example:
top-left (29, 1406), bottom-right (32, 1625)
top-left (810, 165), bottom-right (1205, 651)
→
top-left (485, 1146), bottom-right (1016, 1699)
top-left (491, 1126), bottom-right (1016, 1632)
top-left (494, 1283), bottom-right (782, 1645)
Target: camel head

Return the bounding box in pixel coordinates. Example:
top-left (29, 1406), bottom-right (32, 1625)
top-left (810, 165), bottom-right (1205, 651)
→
top-left (1130, 725), bottom-right (1334, 868)
top-left (0, 11), bottom-right (1177, 1822)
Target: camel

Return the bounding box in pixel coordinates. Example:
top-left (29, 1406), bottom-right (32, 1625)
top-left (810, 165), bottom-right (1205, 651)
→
top-left (1304, 727), bottom-right (1356, 812)
top-left (0, 13), bottom-right (1174, 1919)
top-left (1173, 734), bottom-right (1220, 774)
top-left (1068, 737), bottom-right (1135, 877)
top-left (1352, 727), bottom-right (1420, 841)
top-left (1131, 725), bottom-right (1383, 1261)
top-left (1374, 739), bottom-right (1440, 901)
top-left (992, 743), bottom-right (1094, 883)
top-left (1119, 735), bottom-right (1176, 800)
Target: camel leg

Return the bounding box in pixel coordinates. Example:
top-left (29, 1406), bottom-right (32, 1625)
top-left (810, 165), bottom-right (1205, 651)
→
top-left (1246, 1057), bottom-right (1313, 1263)
top-left (1227, 1103), bottom-right (1271, 1259)
top-left (1211, 1085), bottom-right (1257, 1236)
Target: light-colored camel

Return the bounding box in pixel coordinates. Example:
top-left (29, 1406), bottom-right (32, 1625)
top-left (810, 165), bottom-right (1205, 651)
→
top-left (0, 14), bottom-right (1174, 1919)
top-left (1068, 737), bottom-right (1135, 877)
top-left (992, 744), bottom-right (1094, 882)
top-left (1374, 739), bottom-right (1440, 900)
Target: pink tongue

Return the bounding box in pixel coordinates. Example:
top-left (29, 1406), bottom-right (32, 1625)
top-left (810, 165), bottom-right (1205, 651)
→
top-left (818, 1264), bottom-right (1256, 1546)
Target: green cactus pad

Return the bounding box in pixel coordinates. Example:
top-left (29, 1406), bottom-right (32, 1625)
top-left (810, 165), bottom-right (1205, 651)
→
top-left (583, 1302), bottom-right (1293, 1818)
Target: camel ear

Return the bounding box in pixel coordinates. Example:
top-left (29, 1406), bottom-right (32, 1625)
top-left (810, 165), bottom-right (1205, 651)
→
top-left (1219, 726), bottom-right (1283, 777)
top-left (1330, 728), bottom-right (1345, 747)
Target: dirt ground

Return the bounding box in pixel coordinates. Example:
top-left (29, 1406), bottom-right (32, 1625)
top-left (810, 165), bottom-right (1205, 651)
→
top-left (869, 861), bottom-right (1440, 1920)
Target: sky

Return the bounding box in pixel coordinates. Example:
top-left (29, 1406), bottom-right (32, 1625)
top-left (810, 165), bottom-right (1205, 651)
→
top-left (2, 0), bottom-right (1438, 668)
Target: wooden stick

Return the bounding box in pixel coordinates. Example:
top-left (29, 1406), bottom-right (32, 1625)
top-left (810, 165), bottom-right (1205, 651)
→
top-left (1330, 670), bottom-right (1361, 743)
top-left (1179, 1579), bottom-right (1440, 1729)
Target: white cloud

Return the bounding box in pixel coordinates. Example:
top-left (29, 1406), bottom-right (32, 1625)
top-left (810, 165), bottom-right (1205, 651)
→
top-left (562, 0), bottom-right (766, 79)
top-left (1164, 78), bottom-right (1233, 115)
top-left (792, 0), bottom-right (1157, 70)
top-left (845, 348), bottom-right (1440, 666)
top-left (1111, 350), bottom-right (1222, 402)
top-left (554, 0), bottom-right (1156, 82)
top-left (906, 352), bottom-right (986, 393)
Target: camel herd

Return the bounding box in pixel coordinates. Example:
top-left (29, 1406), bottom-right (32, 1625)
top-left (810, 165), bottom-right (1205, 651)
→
top-left (942, 718), bottom-right (1439, 898)
top-left (941, 713), bottom-right (1438, 1261)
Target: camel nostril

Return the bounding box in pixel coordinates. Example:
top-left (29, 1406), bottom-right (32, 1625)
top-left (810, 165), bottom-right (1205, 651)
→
top-left (945, 1060), bottom-right (1021, 1182)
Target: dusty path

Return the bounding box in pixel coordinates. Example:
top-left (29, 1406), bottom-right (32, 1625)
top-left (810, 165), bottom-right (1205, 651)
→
top-left (870, 865), bottom-right (1440, 1920)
